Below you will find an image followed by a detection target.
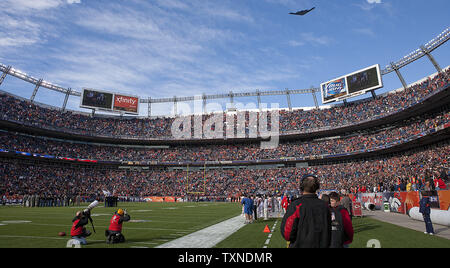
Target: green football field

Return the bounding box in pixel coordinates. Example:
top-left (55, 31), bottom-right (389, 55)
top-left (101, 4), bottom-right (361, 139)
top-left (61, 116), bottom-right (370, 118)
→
top-left (0, 202), bottom-right (241, 248)
top-left (0, 202), bottom-right (448, 248)
top-left (217, 216), bottom-right (450, 248)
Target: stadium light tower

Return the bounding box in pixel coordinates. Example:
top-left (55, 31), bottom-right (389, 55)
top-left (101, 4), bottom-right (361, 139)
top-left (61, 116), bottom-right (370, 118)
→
top-left (285, 89), bottom-right (292, 111)
top-left (30, 79), bottom-right (43, 102)
top-left (0, 66), bottom-right (11, 86)
top-left (390, 62), bottom-right (408, 90)
top-left (310, 86), bottom-right (319, 108)
top-left (62, 88), bottom-right (71, 111)
top-left (256, 89), bottom-right (262, 111)
top-left (202, 93), bottom-right (207, 114)
top-left (229, 91), bottom-right (235, 109)
top-left (420, 45), bottom-right (442, 73)
top-left (173, 96), bottom-right (178, 116)
top-left (147, 97), bottom-right (152, 117)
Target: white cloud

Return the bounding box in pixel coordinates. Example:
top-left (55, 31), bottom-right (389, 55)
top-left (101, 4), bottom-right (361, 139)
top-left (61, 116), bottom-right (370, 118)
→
top-left (288, 33), bottom-right (332, 48)
top-left (0, 0), bottom-right (80, 14)
top-left (0, 15), bottom-right (42, 48)
top-left (1, 0), bottom-right (61, 12)
top-left (355, 1), bottom-right (382, 11)
top-left (0, 0), bottom-right (82, 49)
top-left (263, 0), bottom-right (303, 7)
top-left (0, 1), bottom-right (314, 115)
top-left (353, 28), bottom-right (376, 37)
top-left (155, 0), bottom-right (189, 10)
top-left (287, 40), bottom-right (305, 47)
top-left (300, 33), bottom-right (332, 46)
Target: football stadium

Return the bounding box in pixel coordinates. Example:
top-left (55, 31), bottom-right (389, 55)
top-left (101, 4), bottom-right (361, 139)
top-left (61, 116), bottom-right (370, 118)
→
top-left (0, 1), bottom-right (449, 257)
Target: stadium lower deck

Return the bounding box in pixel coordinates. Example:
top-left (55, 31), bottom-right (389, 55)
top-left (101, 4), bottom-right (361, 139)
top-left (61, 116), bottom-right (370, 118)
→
top-left (0, 141), bottom-right (448, 201)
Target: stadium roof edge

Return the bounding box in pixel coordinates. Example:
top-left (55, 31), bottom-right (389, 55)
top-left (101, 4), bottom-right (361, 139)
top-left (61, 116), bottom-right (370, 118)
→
top-left (0, 27), bottom-right (448, 117)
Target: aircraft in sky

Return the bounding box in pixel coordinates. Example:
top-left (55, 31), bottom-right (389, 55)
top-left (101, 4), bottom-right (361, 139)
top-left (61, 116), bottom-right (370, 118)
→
top-left (289, 7), bottom-right (315, 16)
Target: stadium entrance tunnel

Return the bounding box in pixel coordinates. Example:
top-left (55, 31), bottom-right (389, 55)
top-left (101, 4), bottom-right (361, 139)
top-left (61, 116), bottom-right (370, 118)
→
top-left (365, 203), bottom-right (376, 211)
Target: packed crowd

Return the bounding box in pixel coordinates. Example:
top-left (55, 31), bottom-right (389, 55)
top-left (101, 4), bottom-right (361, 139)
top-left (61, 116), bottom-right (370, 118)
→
top-left (1, 109), bottom-right (448, 163)
top-left (0, 69), bottom-right (448, 140)
top-left (1, 143), bottom-right (448, 202)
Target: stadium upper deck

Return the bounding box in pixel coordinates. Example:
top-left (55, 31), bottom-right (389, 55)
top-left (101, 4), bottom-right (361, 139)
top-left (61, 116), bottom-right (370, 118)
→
top-left (0, 108), bottom-right (448, 163)
top-left (0, 68), bottom-right (448, 146)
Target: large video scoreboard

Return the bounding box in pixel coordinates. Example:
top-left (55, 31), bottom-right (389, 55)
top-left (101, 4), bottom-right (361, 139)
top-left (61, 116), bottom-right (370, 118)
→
top-left (80, 88), bottom-right (140, 115)
top-left (321, 64), bottom-right (383, 104)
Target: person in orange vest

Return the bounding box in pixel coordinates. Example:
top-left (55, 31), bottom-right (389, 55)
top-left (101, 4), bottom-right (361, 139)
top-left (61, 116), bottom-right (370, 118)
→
top-left (105, 208), bottom-right (131, 244)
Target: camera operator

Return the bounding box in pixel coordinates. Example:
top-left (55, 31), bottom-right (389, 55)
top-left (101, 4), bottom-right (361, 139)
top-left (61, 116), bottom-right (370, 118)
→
top-left (70, 210), bottom-right (92, 245)
top-left (105, 208), bottom-right (131, 244)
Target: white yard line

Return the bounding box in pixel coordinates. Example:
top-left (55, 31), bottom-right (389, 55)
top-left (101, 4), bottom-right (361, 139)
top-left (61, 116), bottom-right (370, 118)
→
top-left (156, 215), bottom-right (246, 248)
top-left (262, 220), bottom-right (278, 248)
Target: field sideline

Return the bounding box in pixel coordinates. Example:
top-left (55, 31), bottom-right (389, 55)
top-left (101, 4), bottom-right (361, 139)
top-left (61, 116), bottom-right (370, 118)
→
top-left (1, 202), bottom-right (449, 248)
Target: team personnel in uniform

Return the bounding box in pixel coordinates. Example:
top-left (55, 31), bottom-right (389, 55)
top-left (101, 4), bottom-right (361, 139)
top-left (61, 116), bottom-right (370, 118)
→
top-left (281, 174), bottom-right (331, 248)
top-left (241, 194), bottom-right (254, 224)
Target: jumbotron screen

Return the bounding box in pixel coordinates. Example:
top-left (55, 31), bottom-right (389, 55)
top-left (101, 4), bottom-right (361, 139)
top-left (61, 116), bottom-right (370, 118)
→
top-left (347, 65), bottom-right (383, 95)
top-left (80, 88), bottom-right (114, 110)
top-left (320, 64), bottom-right (383, 104)
top-left (80, 89), bottom-right (140, 114)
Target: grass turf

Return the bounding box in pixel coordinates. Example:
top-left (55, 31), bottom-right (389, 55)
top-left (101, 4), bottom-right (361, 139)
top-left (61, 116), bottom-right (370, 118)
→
top-left (216, 216), bottom-right (450, 248)
top-left (1, 203), bottom-right (449, 248)
top-left (0, 202), bottom-right (242, 248)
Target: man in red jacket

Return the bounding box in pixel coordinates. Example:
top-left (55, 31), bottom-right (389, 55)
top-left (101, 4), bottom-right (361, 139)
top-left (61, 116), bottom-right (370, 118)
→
top-left (105, 208), bottom-right (131, 244)
top-left (329, 192), bottom-right (354, 248)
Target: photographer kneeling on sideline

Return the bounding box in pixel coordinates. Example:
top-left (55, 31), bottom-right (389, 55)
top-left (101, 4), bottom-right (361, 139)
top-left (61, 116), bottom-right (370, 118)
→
top-left (70, 211), bottom-right (92, 245)
top-left (105, 208), bottom-right (131, 244)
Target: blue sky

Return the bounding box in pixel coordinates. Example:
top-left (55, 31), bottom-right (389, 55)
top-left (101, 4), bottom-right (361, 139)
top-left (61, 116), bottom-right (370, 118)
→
top-left (0, 0), bottom-right (448, 116)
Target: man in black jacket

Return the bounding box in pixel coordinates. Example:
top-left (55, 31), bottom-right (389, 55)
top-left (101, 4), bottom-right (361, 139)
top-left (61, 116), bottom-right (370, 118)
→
top-left (280, 174), bottom-right (331, 248)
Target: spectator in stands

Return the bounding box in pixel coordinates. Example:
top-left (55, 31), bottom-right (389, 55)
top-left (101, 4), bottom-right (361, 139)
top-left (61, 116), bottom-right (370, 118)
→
top-left (435, 175), bottom-right (447, 190)
top-left (439, 168), bottom-right (449, 189)
top-left (0, 68), bottom-right (448, 139)
top-left (406, 180), bottom-right (412, 192)
top-left (0, 143), bottom-right (448, 201)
